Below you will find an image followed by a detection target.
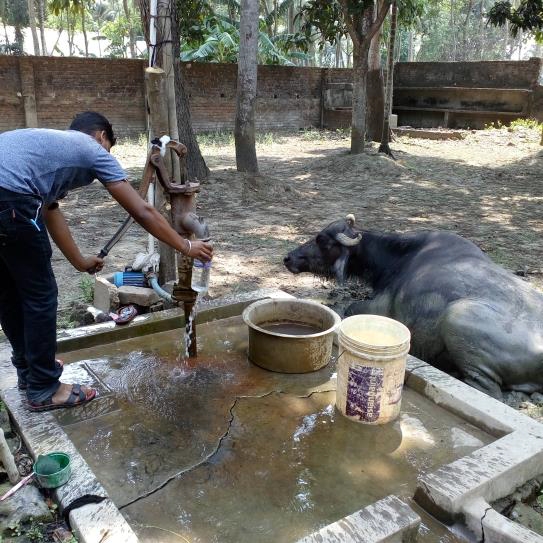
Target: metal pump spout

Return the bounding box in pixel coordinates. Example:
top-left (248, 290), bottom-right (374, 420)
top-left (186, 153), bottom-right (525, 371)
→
top-left (149, 140), bottom-right (209, 358)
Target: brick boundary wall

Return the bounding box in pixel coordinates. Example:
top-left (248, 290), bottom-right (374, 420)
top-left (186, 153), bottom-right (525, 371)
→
top-left (0, 56), bottom-right (540, 137)
top-left (394, 59), bottom-right (542, 89)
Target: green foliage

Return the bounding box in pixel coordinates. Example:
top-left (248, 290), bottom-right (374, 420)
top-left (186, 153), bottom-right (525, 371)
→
top-left (182, 16), bottom-right (239, 62)
top-left (176, 0), bottom-right (215, 42)
top-left (197, 130), bottom-right (288, 146)
top-left (49, 0), bottom-right (86, 17)
top-left (300, 127), bottom-right (350, 141)
top-left (488, 0), bottom-right (543, 39)
top-left (57, 313), bottom-right (77, 329)
top-left (509, 117), bottom-right (543, 130)
top-left (7, 521), bottom-right (24, 538)
top-left (398, 0), bottom-right (426, 27)
top-left (79, 275), bottom-right (95, 304)
top-left (0, 0), bottom-right (28, 52)
top-left (484, 119), bottom-right (504, 129)
top-left (416, 0), bottom-right (514, 61)
top-left (0, 0), bottom-right (28, 27)
top-left (101, 10), bottom-right (142, 57)
top-left (26, 520), bottom-right (46, 542)
top-left (299, 0), bottom-right (423, 55)
top-left (181, 14), bottom-right (307, 64)
top-left (486, 117), bottom-right (542, 130)
top-left (255, 132), bottom-right (287, 145)
top-left (197, 131), bottom-right (235, 147)
top-left (299, 0), bottom-right (347, 48)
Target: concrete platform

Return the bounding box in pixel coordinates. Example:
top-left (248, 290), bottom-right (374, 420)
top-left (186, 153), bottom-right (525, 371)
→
top-left (1, 289), bottom-right (543, 543)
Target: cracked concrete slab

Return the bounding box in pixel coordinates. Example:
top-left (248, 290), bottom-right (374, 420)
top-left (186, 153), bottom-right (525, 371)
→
top-left (24, 313), bottom-right (491, 541)
top-left (2, 290), bottom-right (543, 542)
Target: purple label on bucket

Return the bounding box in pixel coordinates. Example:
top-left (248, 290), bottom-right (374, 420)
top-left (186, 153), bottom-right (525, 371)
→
top-left (345, 366), bottom-right (384, 422)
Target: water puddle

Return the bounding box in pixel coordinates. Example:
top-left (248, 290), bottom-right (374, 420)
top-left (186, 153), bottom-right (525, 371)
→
top-left (57, 316), bottom-right (491, 542)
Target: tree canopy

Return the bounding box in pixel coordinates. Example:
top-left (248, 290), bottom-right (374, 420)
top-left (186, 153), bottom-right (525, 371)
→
top-left (488, 0), bottom-right (543, 39)
top-left (0, 0), bottom-right (538, 61)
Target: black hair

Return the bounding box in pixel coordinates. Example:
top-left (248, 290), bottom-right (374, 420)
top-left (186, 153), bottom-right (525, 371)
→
top-left (69, 111), bottom-right (117, 147)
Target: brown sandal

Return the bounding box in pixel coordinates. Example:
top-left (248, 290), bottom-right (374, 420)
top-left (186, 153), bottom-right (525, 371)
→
top-left (28, 384), bottom-right (96, 412)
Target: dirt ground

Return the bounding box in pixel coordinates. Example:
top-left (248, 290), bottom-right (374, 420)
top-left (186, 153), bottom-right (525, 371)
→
top-left (55, 125), bottom-right (543, 410)
top-left (58, 125), bottom-right (543, 305)
top-left (14, 126), bottom-right (543, 533)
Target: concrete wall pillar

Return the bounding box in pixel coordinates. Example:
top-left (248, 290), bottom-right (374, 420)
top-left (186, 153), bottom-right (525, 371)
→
top-left (18, 58), bottom-right (38, 128)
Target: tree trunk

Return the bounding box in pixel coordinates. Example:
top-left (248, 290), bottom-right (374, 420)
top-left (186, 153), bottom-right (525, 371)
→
top-left (351, 40), bottom-right (370, 154)
top-left (14, 25), bottom-right (24, 54)
top-left (338, 0), bottom-right (391, 153)
top-left (450, 0), bottom-right (456, 61)
top-left (67, 11), bottom-right (74, 56)
top-left (235, 0), bottom-right (259, 173)
top-left (123, 0), bottom-right (136, 58)
top-left (366, 27), bottom-right (384, 142)
top-left (52, 28), bottom-right (63, 55)
top-left (2, 18), bottom-right (10, 49)
top-left (407, 31), bottom-right (414, 61)
top-left (461, 0), bottom-right (473, 61)
top-left (261, 0), bottom-right (273, 37)
top-left (37, 0), bottom-right (47, 55)
top-left (335, 35), bottom-right (341, 67)
top-left (288, 4), bottom-right (294, 34)
top-left (81, 9), bottom-right (89, 57)
top-left (228, 1), bottom-right (236, 22)
top-left (27, 0), bottom-right (41, 55)
top-left (379, 1), bottom-right (397, 157)
top-left (173, 65), bottom-right (210, 180)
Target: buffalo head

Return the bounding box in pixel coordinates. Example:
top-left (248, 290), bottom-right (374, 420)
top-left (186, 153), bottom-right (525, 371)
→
top-left (283, 215), bottom-right (362, 283)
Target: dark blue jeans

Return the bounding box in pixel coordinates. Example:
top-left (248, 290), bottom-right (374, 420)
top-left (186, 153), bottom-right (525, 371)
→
top-left (0, 188), bottom-right (61, 402)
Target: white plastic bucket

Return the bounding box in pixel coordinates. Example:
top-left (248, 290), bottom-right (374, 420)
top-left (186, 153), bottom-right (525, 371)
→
top-left (336, 315), bottom-right (411, 425)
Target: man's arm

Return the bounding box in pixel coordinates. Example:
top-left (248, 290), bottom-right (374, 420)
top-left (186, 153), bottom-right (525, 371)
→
top-left (43, 204), bottom-right (104, 273)
top-left (105, 180), bottom-right (213, 261)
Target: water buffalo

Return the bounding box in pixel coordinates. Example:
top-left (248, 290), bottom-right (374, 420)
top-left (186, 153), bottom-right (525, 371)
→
top-left (283, 215), bottom-right (543, 399)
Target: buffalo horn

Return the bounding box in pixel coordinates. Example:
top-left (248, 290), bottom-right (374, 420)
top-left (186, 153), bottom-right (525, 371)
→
top-left (345, 214), bottom-right (355, 226)
top-left (336, 232), bottom-right (362, 246)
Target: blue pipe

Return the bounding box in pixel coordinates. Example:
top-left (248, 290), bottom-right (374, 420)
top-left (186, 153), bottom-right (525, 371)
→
top-left (148, 274), bottom-right (173, 302)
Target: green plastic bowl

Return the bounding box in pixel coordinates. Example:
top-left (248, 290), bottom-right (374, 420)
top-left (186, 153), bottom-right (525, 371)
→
top-left (34, 452), bottom-right (71, 489)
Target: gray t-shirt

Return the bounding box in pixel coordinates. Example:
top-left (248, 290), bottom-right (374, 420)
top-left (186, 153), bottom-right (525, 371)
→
top-left (0, 128), bottom-right (126, 204)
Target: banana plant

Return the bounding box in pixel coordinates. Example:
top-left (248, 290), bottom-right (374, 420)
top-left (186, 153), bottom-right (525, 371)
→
top-left (181, 14), bottom-right (307, 64)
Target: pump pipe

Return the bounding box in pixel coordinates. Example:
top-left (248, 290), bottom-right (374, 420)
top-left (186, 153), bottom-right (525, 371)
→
top-left (146, 0), bottom-right (159, 255)
top-left (148, 272), bottom-right (173, 303)
top-left (149, 0), bottom-right (158, 68)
